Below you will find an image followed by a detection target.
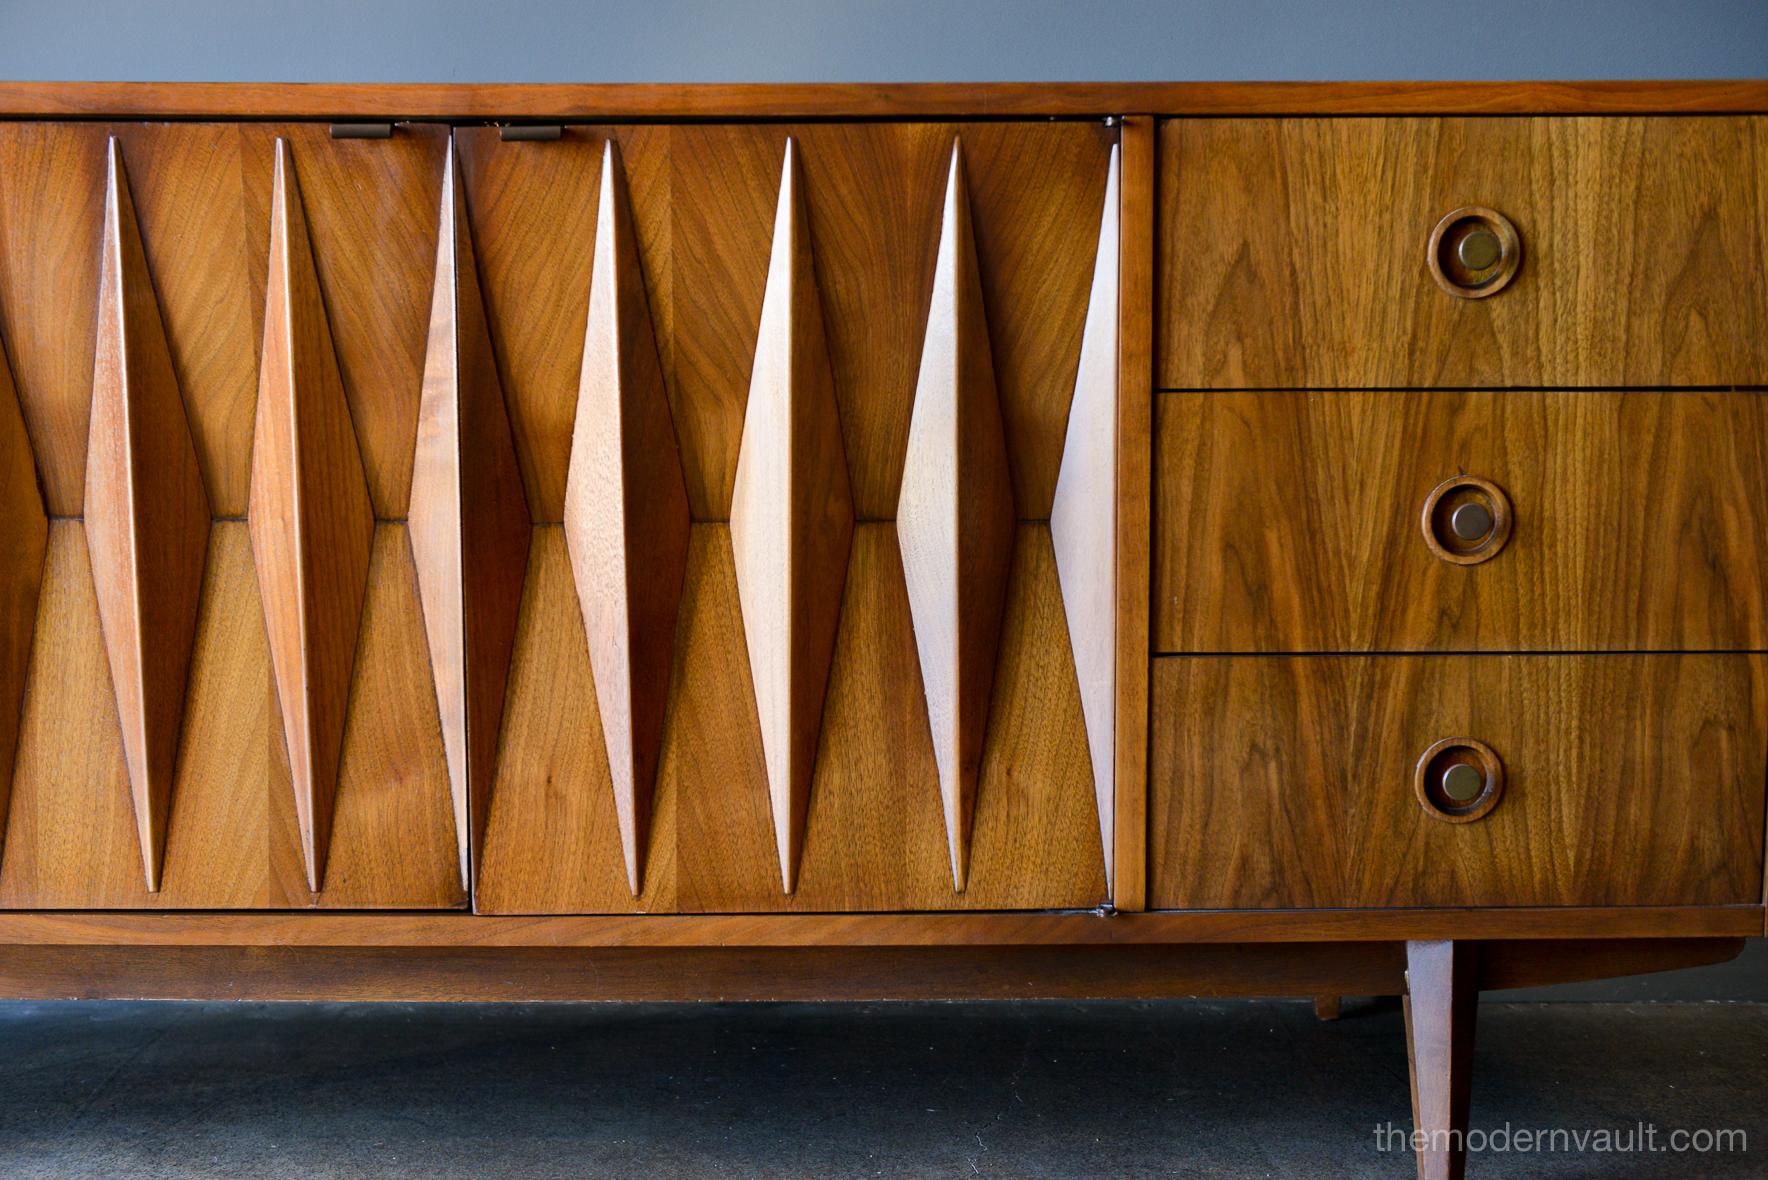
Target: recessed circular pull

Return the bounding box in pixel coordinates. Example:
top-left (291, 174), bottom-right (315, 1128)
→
top-left (1427, 206), bottom-right (1521, 299)
top-left (1413, 737), bottom-right (1504, 823)
top-left (1421, 475), bottom-right (1512, 565)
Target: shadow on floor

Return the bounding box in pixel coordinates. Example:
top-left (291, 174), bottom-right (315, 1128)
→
top-left (0, 999), bottom-right (1761, 1178)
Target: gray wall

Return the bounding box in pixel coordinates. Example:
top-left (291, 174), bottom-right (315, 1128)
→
top-left (3, 0), bottom-right (1765, 999)
top-left (2, 0), bottom-right (1766, 83)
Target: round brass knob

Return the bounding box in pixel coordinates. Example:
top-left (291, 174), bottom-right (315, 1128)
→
top-left (1457, 229), bottom-right (1502, 271)
top-left (1427, 206), bottom-right (1521, 299)
top-left (1421, 476), bottom-right (1512, 565)
top-left (1414, 738), bottom-right (1505, 823)
top-left (1441, 763), bottom-right (1484, 803)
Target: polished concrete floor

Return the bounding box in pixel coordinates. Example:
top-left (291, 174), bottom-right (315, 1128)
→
top-left (0, 998), bottom-right (1761, 1177)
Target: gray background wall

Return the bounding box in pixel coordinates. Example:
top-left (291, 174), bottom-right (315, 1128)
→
top-left (2, 0), bottom-right (1766, 999)
top-left (3, 0), bottom-right (1767, 83)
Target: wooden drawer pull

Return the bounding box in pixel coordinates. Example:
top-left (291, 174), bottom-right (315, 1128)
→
top-left (1427, 206), bottom-right (1521, 298)
top-left (1421, 475), bottom-right (1511, 565)
top-left (1414, 737), bottom-right (1505, 823)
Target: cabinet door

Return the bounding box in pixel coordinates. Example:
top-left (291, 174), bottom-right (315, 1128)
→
top-left (457, 122), bottom-right (1117, 912)
top-left (0, 121), bottom-right (463, 908)
top-left (1158, 116), bottom-right (1768, 389)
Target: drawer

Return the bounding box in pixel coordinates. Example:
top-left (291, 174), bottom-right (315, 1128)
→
top-left (1154, 390), bottom-right (1768, 652)
top-left (1148, 654), bottom-right (1768, 909)
top-left (1157, 116), bottom-right (1768, 389)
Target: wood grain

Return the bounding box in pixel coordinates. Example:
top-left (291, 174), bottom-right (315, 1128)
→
top-left (0, 123), bottom-right (104, 514)
top-left (0, 124), bottom-right (270, 517)
top-left (83, 138), bottom-right (211, 891)
top-left (1405, 940), bottom-right (1480, 1180)
top-left (1150, 655), bottom-right (1768, 909)
top-left (457, 122), bottom-right (1110, 522)
top-left (1156, 391), bottom-right (1768, 652)
top-left (1051, 143), bottom-right (1121, 890)
top-left (563, 139), bottom-right (692, 898)
top-left (0, 906), bottom-right (1754, 948)
top-left (1159, 116), bottom-right (1768, 389)
top-left (1113, 116), bottom-right (1154, 912)
top-left (0, 333), bottom-right (46, 861)
top-left (0, 518), bottom-right (461, 910)
top-left (476, 523), bottom-right (1105, 913)
top-left (453, 126), bottom-right (663, 520)
top-left (109, 124), bottom-right (267, 516)
top-left (0, 936), bottom-right (1740, 1003)
top-left (271, 124), bottom-right (446, 517)
top-left (0, 942), bottom-right (1406, 1004)
top-left (896, 138), bottom-right (1016, 890)
top-left (729, 139), bottom-right (855, 893)
top-left (4, 80), bottom-right (1768, 120)
top-left (410, 138), bottom-right (531, 891)
top-left (248, 140), bottom-right (375, 894)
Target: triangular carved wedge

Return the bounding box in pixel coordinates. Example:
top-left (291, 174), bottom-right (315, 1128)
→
top-left (84, 139), bottom-right (213, 892)
top-left (729, 138), bottom-right (854, 895)
top-left (0, 332), bottom-right (47, 864)
top-left (249, 139), bottom-right (375, 894)
top-left (1050, 144), bottom-right (1121, 890)
top-left (897, 139), bottom-right (1015, 892)
top-left (411, 138), bottom-right (532, 893)
top-left (563, 140), bottom-right (691, 899)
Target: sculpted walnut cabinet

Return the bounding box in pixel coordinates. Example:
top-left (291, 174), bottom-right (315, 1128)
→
top-left (0, 81), bottom-right (1763, 1178)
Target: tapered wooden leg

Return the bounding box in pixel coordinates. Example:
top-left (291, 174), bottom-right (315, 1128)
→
top-left (1312, 994), bottom-right (1342, 1021)
top-left (1404, 940), bottom-right (1481, 1180)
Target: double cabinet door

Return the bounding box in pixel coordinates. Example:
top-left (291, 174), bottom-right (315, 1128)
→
top-left (0, 119), bottom-right (1120, 912)
top-left (1150, 115), bottom-right (1768, 911)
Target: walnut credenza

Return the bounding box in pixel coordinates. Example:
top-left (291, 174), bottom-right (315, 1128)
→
top-left (0, 80), bottom-right (1765, 1177)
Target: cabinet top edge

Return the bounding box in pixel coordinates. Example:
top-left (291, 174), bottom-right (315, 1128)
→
top-left (0, 80), bottom-right (1765, 120)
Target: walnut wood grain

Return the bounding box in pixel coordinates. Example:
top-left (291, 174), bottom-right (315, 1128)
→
top-left (410, 138), bottom-right (531, 892)
top-left (562, 139), bottom-right (692, 899)
top-left (476, 523), bottom-right (1104, 913)
top-left (0, 519), bottom-right (462, 910)
top-left (1150, 655), bottom-right (1768, 909)
top-left (270, 124), bottom-right (447, 517)
top-left (729, 139), bottom-right (855, 894)
top-left (1051, 143), bottom-right (1121, 891)
top-left (0, 942), bottom-right (1407, 1004)
top-left (83, 139), bottom-right (211, 892)
top-left (1159, 116), bottom-right (1768, 389)
top-left (1156, 391), bottom-right (1768, 652)
top-left (0, 907), bottom-right (1754, 948)
top-left (452, 126), bottom-right (660, 520)
top-left (0, 123), bottom-right (104, 515)
top-left (249, 139), bottom-right (375, 894)
top-left (0, 123), bottom-right (276, 518)
top-left (0, 333), bottom-right (46, 862)
top-left (1405, 940), bottom-right (1480, 1180)
top-left (0, 936), bottom-right (1740, 1003)
top-left (4, 80), bottom-right (1768, 120)
top-left (456, 122), bottom-right (1110, 523)
top-left (896, 138), bottom-right (1015, 891)
top-left (108, 124), bottom-right (267, 516)
top-left (1112, 116), bottom-right (1154, 912)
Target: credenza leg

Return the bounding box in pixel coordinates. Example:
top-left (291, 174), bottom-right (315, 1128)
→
top-left (1312, 994), bottom-right (1343, 1021)
top-left (1403, 940), bottom-right (1482, 1180)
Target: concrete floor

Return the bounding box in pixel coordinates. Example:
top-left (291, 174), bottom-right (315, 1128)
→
top-left (0, 999), bottom-right (1761, 1178)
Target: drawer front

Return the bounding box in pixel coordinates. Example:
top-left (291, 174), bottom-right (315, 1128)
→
top-left (1148, 654), bottom-right (1768, 909)
top-left (1157, 116), bottom-right (1768, 389)
top-left (1154, 390), bottom-right (1768, 652)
